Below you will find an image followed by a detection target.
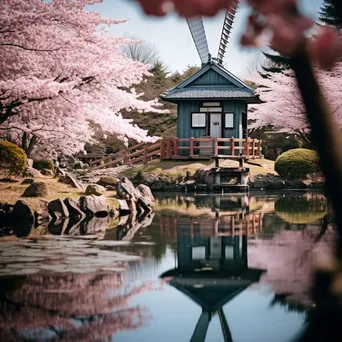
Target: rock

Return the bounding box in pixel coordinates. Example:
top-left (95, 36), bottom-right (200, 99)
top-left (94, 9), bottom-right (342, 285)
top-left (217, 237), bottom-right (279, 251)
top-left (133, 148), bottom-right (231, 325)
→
top-left (48, 218), bottom-right (69, 235)
top-left (22, 182), bottom-right (49, 197)
top-left (41, 169), bottom-right (54, 177)
top-left (48, 199), bottom-right (69, 219)
top-left (251, 180), bottom-right (268, 190)
top-left (97, 176), bottom-right (120, 189)
top-left (137, 196), bottom-right (152, 214)
top-left (58, 173), bottom-right (83, 190)
top-left (85, 184), bottom-right (106, 196)
top-left (117, 199), bottom-right (130, 214)
top-left (23, 167), bottom-right (43, 178)
top-left (13, 222), bottom-right (32, 238)
top-left (84, 216), bottom-right (110, 238)
top-left (55, 167), bottom-right (66, 177)
top-left (21, 178), bottom-right (35, 185)
top-left (79, 195), bottom-right (110, 217)
top-left (27, 159), bottom-right (33, 168)
top-left (288, 180), bottom-right (308, 189)
top-left (127, 199), bottom-right (137, 213)
top-left (267, 180), bottom-right (285, 190)
top-left (136, 184), bottom-right (155, 206)
top-left (116, 177), bottom-right (139, 200)
top-left (0, 202), bottom-right (13, 215)
top-left (34, 200), bottom-right (50, 226)
top-left (13, 200), bottom-right (34, 222)
top-left (64, 197), bottom-right (86, 219)
top-left (181, 180), bottom-right (197, 192)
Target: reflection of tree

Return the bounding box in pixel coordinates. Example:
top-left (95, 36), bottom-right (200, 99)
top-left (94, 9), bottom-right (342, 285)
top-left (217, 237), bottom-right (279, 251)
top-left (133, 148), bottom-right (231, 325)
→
top-left (0, 272), bottom-right (161, 341)
top-left (249, 226), bottom-right (335, 309)
top-left (275, 194), bottom-right (328, 225)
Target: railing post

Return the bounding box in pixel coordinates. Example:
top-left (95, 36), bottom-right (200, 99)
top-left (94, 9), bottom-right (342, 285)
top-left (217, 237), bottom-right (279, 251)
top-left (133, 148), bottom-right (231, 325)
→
top-left (160, 140), bottom-right (164, 160)
top-left (214, 137), bottom-right (218, 157)
top-left (173, 138), bottom-right (179, 157)
top-left (231, 137), bottom-right (235, 156)
top-left (243, 139), bottom-right (248, 156)
top-left (257, 140), bottom-right (262, 157)
top-left (190, 137), bottom-right (194, 157)
top-left (166, 139), bottom-right (171, 159)
top-left (143, 145), bottom-right (148, 164)
top-left (252, 139), bottom-right (256, 157)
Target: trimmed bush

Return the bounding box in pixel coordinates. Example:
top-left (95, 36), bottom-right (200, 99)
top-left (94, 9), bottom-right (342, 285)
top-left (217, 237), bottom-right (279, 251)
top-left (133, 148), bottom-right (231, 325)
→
top-left (33, 159), bottom-right (54, 171)
top-left (0, 140), bottom-right (27, 178)
top-left (73, 161), bottom-right (84, 170)
top-left (275, 148), bottom-right (320, 179)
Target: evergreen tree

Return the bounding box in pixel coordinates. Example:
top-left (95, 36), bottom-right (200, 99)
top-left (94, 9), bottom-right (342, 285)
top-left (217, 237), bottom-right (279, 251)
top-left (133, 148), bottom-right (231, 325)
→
top-left (319, 0), bottom-right (342, 30)
top-left (261, 51), bottom-right (291, 74)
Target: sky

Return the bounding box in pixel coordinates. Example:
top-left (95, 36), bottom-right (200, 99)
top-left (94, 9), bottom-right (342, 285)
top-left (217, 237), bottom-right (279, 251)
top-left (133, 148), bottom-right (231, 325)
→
top-left (91, 0), bottom-right (324, 77)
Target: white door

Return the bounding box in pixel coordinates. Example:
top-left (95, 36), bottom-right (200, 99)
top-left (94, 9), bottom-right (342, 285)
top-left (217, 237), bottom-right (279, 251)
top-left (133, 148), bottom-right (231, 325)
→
top-left (210, 113), bottom-right (222, 138)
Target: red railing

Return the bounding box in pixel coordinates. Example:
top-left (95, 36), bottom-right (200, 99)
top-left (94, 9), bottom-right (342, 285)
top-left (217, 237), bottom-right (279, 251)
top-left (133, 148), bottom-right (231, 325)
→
top-left (160, 137), bottom-right (262, 160)
top-left (90, 137), bottom-right (262, 169)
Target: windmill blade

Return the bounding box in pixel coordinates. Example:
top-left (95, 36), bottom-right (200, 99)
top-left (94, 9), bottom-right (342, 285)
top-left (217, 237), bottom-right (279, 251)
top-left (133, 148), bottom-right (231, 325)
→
top-left (217, 0), bottom-right (239, 65)
top-left (187, 17), bottom-right (210, 65)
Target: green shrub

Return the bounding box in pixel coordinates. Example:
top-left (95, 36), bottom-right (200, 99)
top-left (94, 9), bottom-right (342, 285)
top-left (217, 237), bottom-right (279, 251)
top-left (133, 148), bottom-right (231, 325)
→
top-left (0, 140), bottom-right (27, 178)
top-left (275, 148), bottom-right (320, 179)
top-left (73, 161), bottom-right (84, 170)
top-left (33, 159), bottom-right (54, 171)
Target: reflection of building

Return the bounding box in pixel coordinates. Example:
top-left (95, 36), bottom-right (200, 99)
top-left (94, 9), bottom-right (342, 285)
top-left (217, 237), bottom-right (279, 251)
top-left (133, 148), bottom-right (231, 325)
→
top-left (160, 213), bottom-right (264, 342)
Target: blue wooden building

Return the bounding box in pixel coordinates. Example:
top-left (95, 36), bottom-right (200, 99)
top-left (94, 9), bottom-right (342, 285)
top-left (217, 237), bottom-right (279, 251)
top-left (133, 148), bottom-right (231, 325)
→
top-left (162, 61), bottom-right (260, 141)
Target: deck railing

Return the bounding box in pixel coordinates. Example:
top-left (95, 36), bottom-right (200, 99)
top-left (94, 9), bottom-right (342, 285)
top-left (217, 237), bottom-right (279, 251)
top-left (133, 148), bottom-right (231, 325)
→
top-left (90, 137), bottom-right (262, 169)
top-left (161, 137), bottom-right (262, 160)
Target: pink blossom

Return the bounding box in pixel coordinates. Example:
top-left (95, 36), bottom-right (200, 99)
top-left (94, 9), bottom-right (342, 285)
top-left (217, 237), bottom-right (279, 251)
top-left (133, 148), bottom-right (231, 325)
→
top-left (0, 0), bottom-right (167, 157)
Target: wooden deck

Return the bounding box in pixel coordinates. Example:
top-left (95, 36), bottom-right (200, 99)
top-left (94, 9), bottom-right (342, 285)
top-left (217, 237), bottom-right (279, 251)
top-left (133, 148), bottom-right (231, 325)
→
top-left (90, 137), bottom-right (262, 170)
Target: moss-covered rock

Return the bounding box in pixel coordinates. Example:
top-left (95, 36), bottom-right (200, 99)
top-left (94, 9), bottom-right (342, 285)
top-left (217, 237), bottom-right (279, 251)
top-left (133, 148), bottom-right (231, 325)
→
top-left (275, 149), bottom-right (320, 179)
top-left (33, 159), bottom-right (54, 171)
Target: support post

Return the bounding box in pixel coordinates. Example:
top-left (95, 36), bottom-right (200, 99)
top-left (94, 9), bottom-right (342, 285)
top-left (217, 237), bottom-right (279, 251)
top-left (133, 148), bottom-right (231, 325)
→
top-left (160, 140), bottom-right (165, 160)
top-left (166, 139), bottom-right (171, 159)
top-left (257, 140), bottom-right (262, 157)
top-left (243, 139), bottom-right (248, 156)
top-left (252, 139), bottom-right (256, 157)
top-left (231, 137), bottom-right (235, 156)
top-left (143, 146), bottom-right (148, 164)
top-left (214, 137), bottom-right (218, 157)
top-left (190, 137), bottom-right (194, 157)
top-left (173, 138), bottom-right (179, 157)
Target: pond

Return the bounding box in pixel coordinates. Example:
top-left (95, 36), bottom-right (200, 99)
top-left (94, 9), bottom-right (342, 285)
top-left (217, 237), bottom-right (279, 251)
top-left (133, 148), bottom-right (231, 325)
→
top-left (0, 191), bottom-right (333, 341)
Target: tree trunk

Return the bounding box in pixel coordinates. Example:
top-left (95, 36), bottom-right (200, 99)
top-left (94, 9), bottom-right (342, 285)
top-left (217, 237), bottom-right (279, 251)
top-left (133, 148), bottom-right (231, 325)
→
top-left (25, 135), bottom-right (38, 158)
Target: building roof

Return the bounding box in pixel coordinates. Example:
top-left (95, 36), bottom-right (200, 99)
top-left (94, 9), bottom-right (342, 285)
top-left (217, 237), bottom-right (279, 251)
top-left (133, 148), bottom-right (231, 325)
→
top-left (161, 86), bottom-right (259, 103)
top-left (161, 62), bottom-right (261, 104)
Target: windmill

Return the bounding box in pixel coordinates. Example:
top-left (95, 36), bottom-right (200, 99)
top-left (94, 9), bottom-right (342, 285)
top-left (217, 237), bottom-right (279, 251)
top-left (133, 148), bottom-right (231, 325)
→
top-left (161, 0), bottom-right (260, 161)
top-left (186, 0), bottom-right (239, 67)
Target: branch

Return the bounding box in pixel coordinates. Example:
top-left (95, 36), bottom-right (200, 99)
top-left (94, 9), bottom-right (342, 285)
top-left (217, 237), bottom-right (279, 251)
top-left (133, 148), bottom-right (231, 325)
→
top-left (0, 43), bottom-right (62, 52)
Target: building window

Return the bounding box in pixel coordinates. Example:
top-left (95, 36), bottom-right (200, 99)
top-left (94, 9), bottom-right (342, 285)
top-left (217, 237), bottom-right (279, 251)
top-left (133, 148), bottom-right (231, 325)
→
top-left (225, 113), bottom-right (234, 128)
top-left (203, 102), bottom-right (221, 107)
top-left (200, 107), bottom-right (222, 113)
top-left (192, 113), bottom-right (206, 128)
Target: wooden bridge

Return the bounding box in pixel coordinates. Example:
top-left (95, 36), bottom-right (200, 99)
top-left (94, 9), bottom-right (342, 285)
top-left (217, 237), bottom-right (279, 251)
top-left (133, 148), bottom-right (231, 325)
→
top-left (90, 137), bottom-right (262, 170)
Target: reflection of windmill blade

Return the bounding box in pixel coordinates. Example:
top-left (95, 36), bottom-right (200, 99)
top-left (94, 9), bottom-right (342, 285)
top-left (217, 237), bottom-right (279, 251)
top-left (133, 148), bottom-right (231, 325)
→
top-left (187, 17), bottom-right (210, 65)
top-left (217, 0), bottom-right (239, 65)
top-left (190, 310), bottom-right (211, 342)
top-left (218, 308), bottom-right (233, 342)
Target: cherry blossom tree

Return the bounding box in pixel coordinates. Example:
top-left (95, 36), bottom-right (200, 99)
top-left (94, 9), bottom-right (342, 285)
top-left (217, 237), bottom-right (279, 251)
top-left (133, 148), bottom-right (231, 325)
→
top-left (0, 0), bottom-right (166, 157)
top-left (247, 63), bottom-right (342, 144)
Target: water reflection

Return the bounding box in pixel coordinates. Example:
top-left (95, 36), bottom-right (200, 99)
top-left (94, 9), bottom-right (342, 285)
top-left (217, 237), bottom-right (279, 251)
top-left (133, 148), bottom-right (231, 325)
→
top-left (0, 191), bottom-right (336, 341)
top-left (160, 215), bottom-right (264, 341)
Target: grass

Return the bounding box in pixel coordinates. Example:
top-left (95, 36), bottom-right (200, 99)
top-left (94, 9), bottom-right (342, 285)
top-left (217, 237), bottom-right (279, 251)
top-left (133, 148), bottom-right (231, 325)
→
top-left (122, 158), bottom-right (276, 178)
